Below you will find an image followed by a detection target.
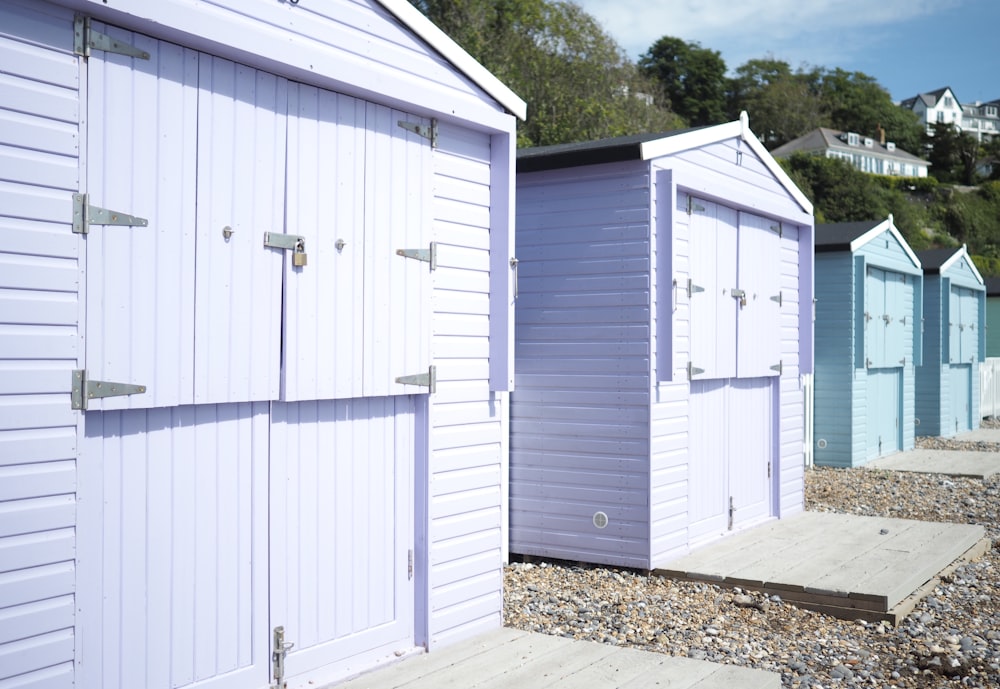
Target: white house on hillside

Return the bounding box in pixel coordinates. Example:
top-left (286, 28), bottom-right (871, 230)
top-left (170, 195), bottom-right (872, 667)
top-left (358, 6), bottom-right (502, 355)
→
top-left (771, 128), bottom-right (929, 177)
top-left (900, 86), bottom-right (1000, 142)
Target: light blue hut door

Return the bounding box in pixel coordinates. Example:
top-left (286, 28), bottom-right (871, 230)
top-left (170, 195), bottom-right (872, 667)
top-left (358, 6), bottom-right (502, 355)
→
top-left (864, 267), bottom-right (903, 459)
top-left (948, 286), bottom-right (978, 433)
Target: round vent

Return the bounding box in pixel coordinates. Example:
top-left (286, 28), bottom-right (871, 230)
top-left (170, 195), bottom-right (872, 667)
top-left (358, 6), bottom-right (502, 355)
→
top-left (816, 438), bottom-right (828, 449)
top-left (593, 511), bottom-right (609, 529)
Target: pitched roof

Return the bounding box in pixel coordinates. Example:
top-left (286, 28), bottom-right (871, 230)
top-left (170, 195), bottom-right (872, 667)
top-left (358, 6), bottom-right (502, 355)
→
top-left (516, 113), bottom-right (813, 215)
top-left (900, 87), bottom-right (957, 110)
top-left (815, 220), bottom-right (883, 251)
top-left (771, 127), bottom-right (927, 164)
top-left (815, 216), bottom-right (920, 268)
top-left (916, 245), bottom-right (984, 285)
top-left (380, 0), bottom-right (526, 119)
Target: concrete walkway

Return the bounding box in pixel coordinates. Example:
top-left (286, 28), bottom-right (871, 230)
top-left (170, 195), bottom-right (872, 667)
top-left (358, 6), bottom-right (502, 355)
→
top-left (869, 449), bottom-right (1000, 478)
top-left (868, 428), bottom-right (1000, 478)
top-left (657, 512), bottom-right (987, 623)
top-left (334, 628), bottom-right (779, 688)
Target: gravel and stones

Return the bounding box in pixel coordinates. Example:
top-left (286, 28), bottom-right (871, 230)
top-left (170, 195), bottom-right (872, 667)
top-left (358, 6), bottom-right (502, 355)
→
top-left (503, 434), bottom-right (1000, 687)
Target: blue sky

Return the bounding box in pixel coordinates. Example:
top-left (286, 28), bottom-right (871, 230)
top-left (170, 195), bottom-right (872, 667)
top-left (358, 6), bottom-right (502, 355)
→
top-left (576, 0), bottom-right (999, 106)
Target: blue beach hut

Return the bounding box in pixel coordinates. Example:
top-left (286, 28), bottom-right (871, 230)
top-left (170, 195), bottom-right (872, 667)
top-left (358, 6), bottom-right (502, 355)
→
top-left (812, 217), bottom-right (923, 467)
top-left (915, 246), bottom-right (986, 436)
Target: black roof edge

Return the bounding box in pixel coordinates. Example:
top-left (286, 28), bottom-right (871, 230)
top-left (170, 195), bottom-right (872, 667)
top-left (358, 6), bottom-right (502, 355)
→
top-left (516, 141), bottom-right (645, 173)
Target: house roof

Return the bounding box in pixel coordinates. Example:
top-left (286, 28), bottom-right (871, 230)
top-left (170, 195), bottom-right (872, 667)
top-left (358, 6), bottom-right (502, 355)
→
top-left (901, 87), bottom-right (955, 110)
top-left (916, 245), bottom-right (985, 285)
top-left (516, 112), bottom-right (813, 214)
top-left (771, 128), bottom-right (927, 165)
top-left (815, 216), bottom-right (921, 267)
top-left (383, 0), bottom-right (526, 120)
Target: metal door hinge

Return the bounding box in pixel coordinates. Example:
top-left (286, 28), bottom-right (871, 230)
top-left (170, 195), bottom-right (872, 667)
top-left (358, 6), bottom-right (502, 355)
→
top-left (767, 461), bottom-right (771, 479)
top-left (71, 369), bottom-right (146, 410)
top-left (74, 15), bottom-right (150, 59)
top-left (271, 626), bottom-right (294, 689)
top-left (687, 279), bottom-right (704, 298)
top-left (396, 365), bottom-right (436, 393)
top-left (770, 292), bottom-right (782, 306)
top-left (396, 242), bottom-right (437, 270)
top-left (408, 549), bottom-right (414, 580)
top-left (770, 223), bottom-right (783, 237)
top-left (728, 496), bottom-right (734, 530)
top-left (687, 362), bottom-right (705, 380)
top-left (770, 361), bottom-right (783, 375)
top-left (398, 118), bottom-right (438, 148)
top-left (687, 197), bottom-right (706, 215)
top-left (72, 193), bottom-right (148, 235)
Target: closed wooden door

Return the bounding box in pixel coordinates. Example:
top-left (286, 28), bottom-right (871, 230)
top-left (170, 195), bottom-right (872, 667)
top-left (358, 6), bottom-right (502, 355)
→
top-left (866, 369), bottom-right (901, 459)
top-left (951, 364), bottom-right (972, 434)
top-left (270, 397), bottom-right (415, 684)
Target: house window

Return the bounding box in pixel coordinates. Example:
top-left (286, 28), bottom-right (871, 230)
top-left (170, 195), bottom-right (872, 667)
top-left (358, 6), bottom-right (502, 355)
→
top-left (937, 112), bottom-right (945, 123)
top-left (847, 132), bottom-right (859, 146)
top-left (944, 96), bottom-right (954, 107)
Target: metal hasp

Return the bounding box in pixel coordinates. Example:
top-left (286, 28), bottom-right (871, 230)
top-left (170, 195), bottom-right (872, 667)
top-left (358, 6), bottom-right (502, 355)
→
top-left (270, 626), bottom-right (294, 689)
top-left (71, 369), bottom-right (146, 410)
top-left (74, 15), bottom-right (151, 59)
top-left (398, 118), bottom-right (438, 148)
top-left (731, 288), bottom-right (747, 307)
top-left (396, 242), bottom-right (437, 271)
top-left (263, 232), bottom-right (306, 251)
top-left (396, 365), bottom-right (436, 393)
top-left (72, 193), bottom-right (148, 235)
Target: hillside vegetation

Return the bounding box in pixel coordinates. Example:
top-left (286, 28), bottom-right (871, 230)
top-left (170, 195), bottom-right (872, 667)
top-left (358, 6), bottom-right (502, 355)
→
top-left (410, 0), bottom-right (1000, 272)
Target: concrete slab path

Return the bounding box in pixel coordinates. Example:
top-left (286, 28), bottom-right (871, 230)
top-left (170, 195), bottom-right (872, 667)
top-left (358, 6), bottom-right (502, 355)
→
top-left (333, 628), bottom-right (779, 689)
top-left (656, 512), bottom-right (986, 623)
top-left (869, 449), bottom-right (1000, 478)
top-left (952, 428), bottom-right (1000, 443)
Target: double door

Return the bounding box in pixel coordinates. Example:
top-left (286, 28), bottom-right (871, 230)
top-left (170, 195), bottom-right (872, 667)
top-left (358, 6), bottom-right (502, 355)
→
top-left (78, 22), bottom-right (430, 689)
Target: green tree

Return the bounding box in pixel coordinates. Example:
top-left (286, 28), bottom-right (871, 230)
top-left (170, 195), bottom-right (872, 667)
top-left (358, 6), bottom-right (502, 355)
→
top-left (812, 68), bottom-right (924, 153)
top-left (410, 0), bottom-right (681, 147)
top-left (727, 59), bottom-right (825, 148)
top-left (638, 36), bottom-right (728, 127)
top-left (925, 123), bottom-right (983, 184)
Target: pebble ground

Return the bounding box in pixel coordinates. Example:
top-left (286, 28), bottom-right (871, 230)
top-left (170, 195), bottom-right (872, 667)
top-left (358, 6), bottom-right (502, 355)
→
top-left (503, 429), bottom-right (1000, 687)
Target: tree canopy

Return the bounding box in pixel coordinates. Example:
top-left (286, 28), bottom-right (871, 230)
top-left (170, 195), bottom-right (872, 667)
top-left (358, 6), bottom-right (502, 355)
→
top-left (409, 0), bottom-right (682, 147)
top-left (638, 37), bottom-right (728, 127)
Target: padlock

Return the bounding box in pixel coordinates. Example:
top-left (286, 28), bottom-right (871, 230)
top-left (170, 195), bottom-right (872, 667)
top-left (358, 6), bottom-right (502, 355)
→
top-left (293, 238), bottom-right (307, 267)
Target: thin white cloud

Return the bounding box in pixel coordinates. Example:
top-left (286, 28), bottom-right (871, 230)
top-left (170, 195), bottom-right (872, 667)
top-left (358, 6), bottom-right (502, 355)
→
top-left (578, 0), bottom-right (963, 66)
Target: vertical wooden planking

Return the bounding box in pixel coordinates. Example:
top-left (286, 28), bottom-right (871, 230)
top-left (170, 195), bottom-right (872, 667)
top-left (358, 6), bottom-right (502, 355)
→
top-left (194, 57), bottom-right (286, 404)
top-left (364, 104), bottom-right (431, 397)
top-left (283, 84), bottom-right (366, 401)
top-left (271, 398), bottom-right (415, 683)
top-left (687, 380), bottom-right (728, 545)
top-left (78, 403), bottom-right (269, 689)
top-left (736, 212), bottom-right (781, 377)
top-left (85, 27), bottom-right (198, 409)
top-left (728, 378), bottom-right (773, 526)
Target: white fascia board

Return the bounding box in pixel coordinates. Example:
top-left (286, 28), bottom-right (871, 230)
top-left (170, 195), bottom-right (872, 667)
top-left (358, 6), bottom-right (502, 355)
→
top-left (640, 114), bottom-right (814, 217)
top-left (850, 217), bottom-right (922, 270)
top-left (940, 245), bottom-right (986, 286)
top-left (379, 0), bottom-right (526, 120)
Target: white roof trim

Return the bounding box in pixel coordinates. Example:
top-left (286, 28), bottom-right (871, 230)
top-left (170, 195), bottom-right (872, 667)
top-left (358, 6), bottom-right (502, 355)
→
top-left (850, 215), bottom-right (922, 269)
top-left (941, 244), bottom-right (985, 285)
top-left (639, 113), bottom-right (813, 215)
top-left (379, 0), bottom-right (526, 120)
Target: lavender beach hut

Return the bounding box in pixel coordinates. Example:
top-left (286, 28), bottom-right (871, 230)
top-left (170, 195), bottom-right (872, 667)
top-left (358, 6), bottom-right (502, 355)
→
top-left (510, 116), bottom-right (815, 569)
top-left (0, 1), bottom-right (523, 686)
